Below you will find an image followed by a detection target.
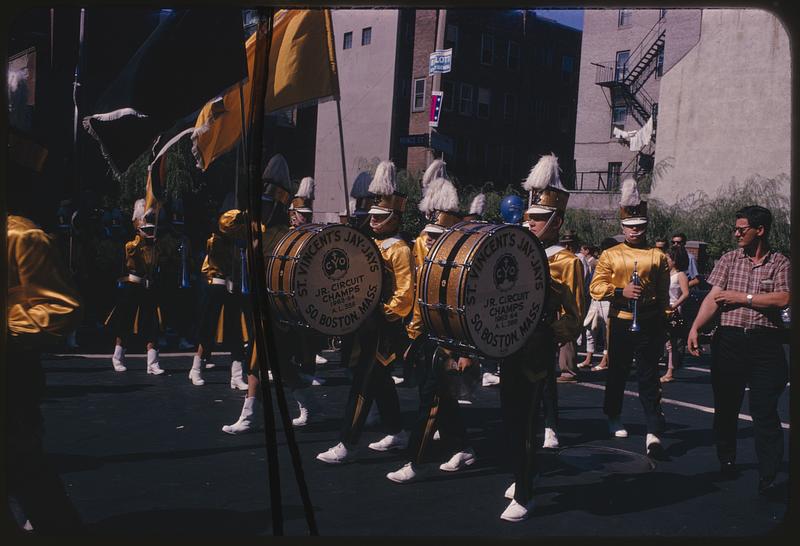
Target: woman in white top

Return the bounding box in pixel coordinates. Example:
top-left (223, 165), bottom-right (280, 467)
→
top-left (661, 246), bottom-right (690, 383)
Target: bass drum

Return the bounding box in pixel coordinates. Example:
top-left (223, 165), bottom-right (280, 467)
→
top-left (419, 221), bottom-right (550, 358)
top-left (266, 223), bottom-right (383, 335)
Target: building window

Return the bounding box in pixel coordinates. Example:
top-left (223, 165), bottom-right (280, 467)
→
top-left (464, 138), bottom-right (475, 166)
top-left (445, 24), bottom-right (458, 54)
top-left (343, 31), bottom-right (352, 50)
top-left (655, 47), bottom-right (664, 78)
top-left (412, 78), bottom-right (426, 112)
top-left (361, 27), bottom-right (372, 46)
top-left (561, 55), bottom-right (574, 82)
top-left (504, 93), bottom-right (516, 122)
top-left (558, 106), bottom-right (569, 133)
top-left (481, 34), bottom-right (494, 65)
top-left (442, 80), bottom-right (454, 112)
top-left (618, 9), bottom-right (632, 27)
top-left (611, 104), bottom-right (627, 136)
top-left (607, 162), bottom-right (622, 190)
top-left (507, 41), bottom-right (520, 71)
top-left (615, 50), bottom-right (630, 81)
top-left (477, 87), bottom-right (491, 119)
top-left (458, 84), bottom-right (474, 116)
top-left (543, 46), bottom-right (554, 67)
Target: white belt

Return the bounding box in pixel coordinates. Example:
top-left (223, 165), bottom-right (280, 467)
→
top-left (128, 274), bottom-right (151, 289)
top-left (210, 277), bottom-right (227, 286)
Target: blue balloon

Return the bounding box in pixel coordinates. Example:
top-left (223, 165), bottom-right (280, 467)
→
top-left (500, 195), bottom-right (524, 224)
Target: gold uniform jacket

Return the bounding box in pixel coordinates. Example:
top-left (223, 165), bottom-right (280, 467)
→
top-left (589, 242), bottom-right (670, 321)
top-left (7, 215), bottom-right (82, 341)
top-left (376, 236), bottom-right (414, 323)
top-left (406, 235), bottom-right (429, 340)
top-left (124, 235), bottom-right (158, 280)
top-left (547, 247), bottom-right (587, 344)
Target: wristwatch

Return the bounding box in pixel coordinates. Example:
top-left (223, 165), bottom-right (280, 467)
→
top-left (746, 294), bottom-right (753, 307)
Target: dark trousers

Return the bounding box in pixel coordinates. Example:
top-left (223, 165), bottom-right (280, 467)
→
top-left (604, 315), bottom-right (666, 433)
top-left (500, 328), bottom-right (553, 505)
top-left (339, 320), bottom-right (402, 445)
top-left (711, 327), bottom-right (788, 479)
top-left (541, 351), bottom-right (558, 429)
top-left (6, 345), bottom-right (85, 534)
top-left (406, 342), bottom-right (467, 464)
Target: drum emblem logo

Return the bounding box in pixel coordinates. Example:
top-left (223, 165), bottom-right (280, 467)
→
top-left (493, 254), bottom-right (518, 292)
top-left (322, 248), bottom-right (349, 280)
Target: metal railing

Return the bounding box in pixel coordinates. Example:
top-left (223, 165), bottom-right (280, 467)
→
top-left (565, 170), bottom-right (638, 192)
top-left (593, 61), bottom-right (619, 85)
top-left (623, 16), bottom-right (667, 86)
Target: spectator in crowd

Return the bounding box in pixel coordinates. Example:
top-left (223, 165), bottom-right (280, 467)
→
top-left (660, 245), bottom-right (690, 383)
top-left (655, 237), bottom-right (668, 253)
top-left (578, 237), bottom-right (619, 372)
top-left (671, 233), bottom-right (700, 288)
top-left (687, 205), bottom-right (790, 494)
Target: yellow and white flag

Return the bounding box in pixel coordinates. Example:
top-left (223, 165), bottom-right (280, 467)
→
top-left (191, 9), bottom-right (338, 172)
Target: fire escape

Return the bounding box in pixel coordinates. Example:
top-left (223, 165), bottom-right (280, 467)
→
top-left (593, 16), bottom-right (665, 183)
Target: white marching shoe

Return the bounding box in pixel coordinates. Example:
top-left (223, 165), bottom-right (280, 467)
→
top-left (504, 482), bottom-right (516, 500)
top-left (543, 428), bottom-right (560, 449)
top-left (500, 498), bottom-right (535, 522)
top-left (315, 353), bottom-right (328, 365)
top-left (230, 360), bottom-right (248, 390)
top-left (222, 396), bottom-right (258, 435)
top-left (188, 355), bottom-right (205, 386)
top-left (482, 372), bottom-right (500, 387)
top-left (646, 433), bottom-right (663, 457)
top-left (368, 430), bottom-right (410, 452)
top-left (608, 417), bottom-right (628, 438)
top-left (292, 388), bottom-right (320, 427)
top-left (111, 345), bottom-right (127, 372)
top-left (316, 442), bottom-right (357, 464)
top-left (439, 448), bottom-right (476, 472)
top-left (387, 462), bottom-right (425, 483)
top-left (146, 348), bottom-right (165, 375)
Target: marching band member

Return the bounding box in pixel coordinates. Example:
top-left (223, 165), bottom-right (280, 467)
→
top-left (499, 153), bottom-right (585, 522)
top-left (316, 160), bottom-right (413, 463)
top-left (589, 178), bottom-right (670, 455)
top-left (286, 176), bottom-right (327, 425)
top-left (105, 198), bottom-right (166, 375)
top-left (190, 209), bottom-right (250, 390)
top-left (385, 175), bottom-right (477, 483)
top-left (222, 154), bottom-right (295, 434)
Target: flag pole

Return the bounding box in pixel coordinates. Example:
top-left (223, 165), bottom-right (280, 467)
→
top-left (72, 7), bottom-right (86, 195)
top-left (326, 11), bottom-right (350, 217)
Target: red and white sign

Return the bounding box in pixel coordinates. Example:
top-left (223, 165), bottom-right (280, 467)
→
top-left (429, 91), bottom-right (443, 128)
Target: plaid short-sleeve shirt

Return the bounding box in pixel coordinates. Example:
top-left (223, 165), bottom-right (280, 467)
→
top-left (706, 248), bottom-right (791, 329)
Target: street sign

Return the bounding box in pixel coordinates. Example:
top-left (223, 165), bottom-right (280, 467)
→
top-left (428, 48), bottom-right (453, 75)
top-left (429, 91), bottom-right (443, 128)
top-left (399, 134), bottom-right (429, 147)
top-left (430, 131), bottom-right (453, 156)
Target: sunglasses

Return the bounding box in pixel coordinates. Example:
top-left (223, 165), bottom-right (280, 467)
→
top-left (671, 240), bottom-right (684, 245)
top-left (733, 226), bottom-right (753, 235)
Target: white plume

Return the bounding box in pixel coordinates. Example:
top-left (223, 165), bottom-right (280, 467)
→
top-left (262, 153), bottom-right (291, 188)
top-left (351, 171), bottom-right (373, 199)
top-left (421, 159), bottom-right (447, 195)
top-left (368, 160), bottom-right (396, 196)
top-left (469, 193), bottom-right (486, 216)
top-left (619, 178), bottom-right (641, 207)
top-left (523, 153), bottom-right (563, 192)
top-left (419, 177), bottom-right (459, 214)
top-left (296, 177), bottom-right (314, 199)
top-left (132, 198), bottom-right (146, 222)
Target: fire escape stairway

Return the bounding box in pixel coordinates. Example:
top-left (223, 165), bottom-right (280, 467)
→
top-left (624, 30), bottom-right (665, 96)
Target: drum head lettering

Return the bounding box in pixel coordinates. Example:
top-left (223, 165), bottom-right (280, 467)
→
top-left (289, 224), bottom-right (383, 335)
top-left (463, 225), bottom-right (548, 358)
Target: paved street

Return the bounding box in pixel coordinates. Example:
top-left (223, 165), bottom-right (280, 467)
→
top-left (39, 347), bottom-right (790, 537)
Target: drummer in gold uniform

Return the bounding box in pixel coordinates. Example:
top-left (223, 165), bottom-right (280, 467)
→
top-left (385, 174), bottom-right (479, 483)
top-left (498, 153), bottom-right (585, 522)
top-left (589, 178), bottom-right (669, 455)
top-left (317, 160), bottom-right (413, 463)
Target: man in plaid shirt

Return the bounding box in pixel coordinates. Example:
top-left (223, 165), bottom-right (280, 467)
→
top-left (687, 205), bottom-right (790, 495)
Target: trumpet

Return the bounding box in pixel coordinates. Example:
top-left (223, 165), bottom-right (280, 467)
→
top-left (240, 246), bottom-right (250, 295)
top-left (629, 260), bottom-right (641, 332)
top-left (178, 238), bottom-right (191, 289)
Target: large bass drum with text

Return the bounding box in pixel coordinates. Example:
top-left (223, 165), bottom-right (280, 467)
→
top-left (419, 221), bottom-right (550, 358)
top-left (266, 223), bottom-right (383, 335)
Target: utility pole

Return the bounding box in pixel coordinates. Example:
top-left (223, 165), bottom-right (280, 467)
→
top-left (427, 9), bottom-right (446, 165)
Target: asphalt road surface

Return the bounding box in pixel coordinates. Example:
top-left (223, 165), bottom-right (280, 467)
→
top-left (36, 347), bottom-right (792, 537)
